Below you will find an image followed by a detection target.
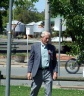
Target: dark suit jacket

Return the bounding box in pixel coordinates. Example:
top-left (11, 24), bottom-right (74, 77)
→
top-left (28, 42), bottom-right (58, 77)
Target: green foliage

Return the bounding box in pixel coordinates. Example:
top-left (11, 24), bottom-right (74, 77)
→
top-left (13, 0), bottom-right (44, 24)
top-left (0, 0), bottom-right (9, 33)
top-left (31, 0), bottom-right (39, 2)
top-left (2, 10), bottom-right (9, 28)
top-left (50, 0), bottom-right (84, 55)
top-left (0, 0), bottom-right (9, 10)
top-left (2, 0), bottom-right (44, 29)
top-left (14, 7), bottom-right (44, 24)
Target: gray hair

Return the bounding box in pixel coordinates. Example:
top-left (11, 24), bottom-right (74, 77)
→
top-left (41, 31), bottom-right (51, 37)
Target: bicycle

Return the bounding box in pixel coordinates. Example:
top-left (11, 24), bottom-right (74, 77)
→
top-left (65, 52), bottom-right (84, 74)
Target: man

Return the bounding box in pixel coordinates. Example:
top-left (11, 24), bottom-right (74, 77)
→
top-left (27, 31), bottom-right (58, 96)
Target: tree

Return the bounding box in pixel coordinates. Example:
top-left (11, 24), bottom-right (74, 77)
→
top-left (0, 0), bottom-right (9, 33)
top-left (49, 0), bottom-right (84, 55)
top-left (13, 0), bottom-right (44, 24)
top-left (2, 0), bottom-right (44, 32)
top-left (0, 0), bottom-right (9, 10)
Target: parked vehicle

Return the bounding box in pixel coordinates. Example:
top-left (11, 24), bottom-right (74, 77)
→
top-left (65, 52), bottom-right (84, 74)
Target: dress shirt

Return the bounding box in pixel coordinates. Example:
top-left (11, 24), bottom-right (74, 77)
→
top-left (40, 42), bottom-right (49, 68)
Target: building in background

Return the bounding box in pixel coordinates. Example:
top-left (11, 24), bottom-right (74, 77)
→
top-left (6, 20), bottom-right (25, 38)
top-left (26, 21), bottom-right (44, 38)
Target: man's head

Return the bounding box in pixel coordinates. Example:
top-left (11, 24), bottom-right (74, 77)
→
top-left (41, 31), bottom-right (51, 45)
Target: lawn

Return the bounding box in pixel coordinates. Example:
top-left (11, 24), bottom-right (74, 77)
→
top-left (0, 85), bottom-right (84, 96)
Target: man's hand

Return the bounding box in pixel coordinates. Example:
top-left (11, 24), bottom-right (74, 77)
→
top-left (27, 73), bottom-right (32, 80)
top-left (53, 72), bottom-right (58, 80)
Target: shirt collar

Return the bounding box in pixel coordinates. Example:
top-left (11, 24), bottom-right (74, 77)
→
top-left (41, 42), bottom-right (45, 47)
top-left (41, 42), bottom-right (48, 48)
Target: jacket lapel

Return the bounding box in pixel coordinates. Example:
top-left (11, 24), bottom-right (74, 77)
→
top-left (47, 44), bottom-right (51, 62)
top-left (37, 42), bottom-right (41, 59)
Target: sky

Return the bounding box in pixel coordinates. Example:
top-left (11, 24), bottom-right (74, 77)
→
top-left (34, 0), bottom-right (45, 12)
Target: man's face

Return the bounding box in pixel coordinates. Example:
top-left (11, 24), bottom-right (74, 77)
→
top-left (41, 35), bottom-right (50, 45)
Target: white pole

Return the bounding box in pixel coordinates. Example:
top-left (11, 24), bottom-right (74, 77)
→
top-left (83, 67), bottom-right (84, 77)
top-left (26, 27), bottom-right (30, 63)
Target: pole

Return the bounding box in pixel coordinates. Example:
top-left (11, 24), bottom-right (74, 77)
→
top-left (57, 18), bottom-right (62, 86)
top-left (5, 0), bottom-right (12, 96)
top-left (26, 27), bottom-right (30, 63)
top-left (45, 0), bottom-right (51, 33)
top-left (27, 35), bottom-right (28, 62)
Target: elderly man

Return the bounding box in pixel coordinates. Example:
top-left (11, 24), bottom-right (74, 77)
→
top-left (27, 31), bottom-right (58, 96)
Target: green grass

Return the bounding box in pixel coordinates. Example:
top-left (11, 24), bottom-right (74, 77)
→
top-left (0, 85), bottom-right (84, 96)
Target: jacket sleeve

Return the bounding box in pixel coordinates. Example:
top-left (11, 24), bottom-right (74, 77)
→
top-left (28, 44), bottom-right (34, 73)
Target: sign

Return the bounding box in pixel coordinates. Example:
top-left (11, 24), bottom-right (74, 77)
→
top-left (26, 27), bottom-right (30, 35)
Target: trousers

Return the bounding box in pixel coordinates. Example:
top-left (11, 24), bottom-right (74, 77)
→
top-left (30, 69), bottom-right (53, 96)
